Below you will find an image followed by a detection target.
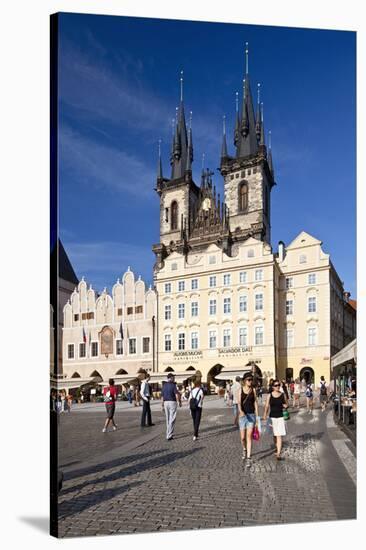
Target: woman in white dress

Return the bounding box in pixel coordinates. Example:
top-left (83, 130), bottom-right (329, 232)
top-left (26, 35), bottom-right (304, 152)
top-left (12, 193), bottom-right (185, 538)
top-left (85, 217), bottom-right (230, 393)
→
top-left (263, 379), bottom-right (288, 460)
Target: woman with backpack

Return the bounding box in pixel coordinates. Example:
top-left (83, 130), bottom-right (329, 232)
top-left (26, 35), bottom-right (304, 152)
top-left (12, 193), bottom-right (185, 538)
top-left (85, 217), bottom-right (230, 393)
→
top-left (238, 372), bottom-right (259, 467)
top-left (189, 379), bottom-right (204, 441)
top-left (305, 383), bottom-right (314, 414)
top-left (263, 379), bottom-right (289, 461)
top-left (318, 376), bottom-right (328, 412)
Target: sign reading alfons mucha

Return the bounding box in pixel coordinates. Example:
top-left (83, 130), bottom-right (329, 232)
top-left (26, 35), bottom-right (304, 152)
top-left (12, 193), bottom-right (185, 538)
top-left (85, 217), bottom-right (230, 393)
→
top-left (100, 326), bottom-right (114, 356)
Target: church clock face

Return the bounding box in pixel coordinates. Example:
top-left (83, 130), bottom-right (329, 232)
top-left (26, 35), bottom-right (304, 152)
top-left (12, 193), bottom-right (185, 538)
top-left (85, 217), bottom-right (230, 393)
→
top-left (202, 198), bottom-right (211, 211)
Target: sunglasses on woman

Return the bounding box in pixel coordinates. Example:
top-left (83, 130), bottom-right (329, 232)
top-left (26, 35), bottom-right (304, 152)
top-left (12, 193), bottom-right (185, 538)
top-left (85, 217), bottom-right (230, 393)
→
top-left (246, 378), bottom-right (253, 382)
top-left (273, 383), bottom-right (280, 387)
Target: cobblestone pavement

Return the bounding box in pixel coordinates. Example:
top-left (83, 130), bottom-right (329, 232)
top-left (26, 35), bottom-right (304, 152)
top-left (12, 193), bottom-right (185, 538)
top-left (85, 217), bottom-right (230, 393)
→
top-left (57, 397), bottom-right (356, 538)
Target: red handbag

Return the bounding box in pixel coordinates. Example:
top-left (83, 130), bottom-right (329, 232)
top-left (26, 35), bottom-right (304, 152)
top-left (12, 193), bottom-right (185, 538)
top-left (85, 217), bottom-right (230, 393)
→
top-left (252, 426), bottom-right (260, 441)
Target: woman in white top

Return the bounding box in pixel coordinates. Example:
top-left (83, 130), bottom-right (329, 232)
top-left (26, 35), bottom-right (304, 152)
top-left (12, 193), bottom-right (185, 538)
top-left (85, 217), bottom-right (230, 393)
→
top-left (189, 380), bottom-right (204, 441)
top-left (293, 378), bottom-right (301, 408)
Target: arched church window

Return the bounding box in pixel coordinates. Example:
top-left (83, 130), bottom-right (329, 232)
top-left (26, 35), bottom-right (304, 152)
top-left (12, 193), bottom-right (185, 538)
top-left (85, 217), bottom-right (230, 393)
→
top-left (239, 182), bottom-right (248, 212)
top-left (171, 201), bottom-right (178, 230)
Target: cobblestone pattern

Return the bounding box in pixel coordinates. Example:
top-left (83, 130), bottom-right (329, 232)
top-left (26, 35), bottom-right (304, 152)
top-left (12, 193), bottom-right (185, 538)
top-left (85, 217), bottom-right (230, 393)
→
top-left (57, 406), bottom-right (341, 537)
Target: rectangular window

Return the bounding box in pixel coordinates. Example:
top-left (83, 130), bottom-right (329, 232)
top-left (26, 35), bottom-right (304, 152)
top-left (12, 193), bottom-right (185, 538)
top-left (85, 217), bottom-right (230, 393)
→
top-left (67, 344), bottom-right (74, 359)
top-left (286, 300), bottom-right (293, 315)
top-left (239, 271), bottom-right (247, 283)
top-left (308, 327), bottom-right (317, 346)
top-left (209, 255), bottom-right (216, 264)
top-left (117, 308), bottom-right (122, 316)
top-left (191, 301), bottom-right (198, 317)
top-left (178, 332), bottom-right (185, 350)
top-left (286, 277), bottom-right (293, 289)
top-left (255, 269), bottom-right (263, 282)
top-left (165, 283), bottom-right (171, 294)
top-left (191, 332), bottom-right (198, 350)
top-left (79, 343), bottom-right (86, 358)
top-left (239, 295), bottom-right (247, 313)
top-left (209, 275), bottom-right (216, 287)
top-left (255, 326), bottom-right (264, 346)
top-left (178, 303), bottom-right (185, 319)
top-left (74, 314), bottom-right (79, 321)
top-left (286, 329), bottom-right (294, 348)
top-left (135, 305), bottom-right (143, 314)
top-left (87, 312), bottom-right (94, 320)
top-left (91, 342), bottom-right (98, 357)
top-left (308, 273), bottom-right (316, 285)
top-left (299, 254), bottom-right (307, 264)
top-left (191, 279), bottom-right (198, 290)
top-left (142, 337), bottom-right (150, 354)
top-left (239, 327), bottom-right (248, 346)
top-left (81, 313), bottom-right (87, 320)
top-left (129, 338), bottom-right (136, 354)
top-left (171, 263), bottom-right (177, 271)
top-left (308, 296), bottom-right (317, 313)
top-left (116, 339), bottom-right (123, 355)
top-left (164, 334), bottom-right (172, 352)
top-left (209, 299), bottom-right (217, 316)
top-left (255, 293), bottom-right (263, 311)
top-left (209, 330), bottom-right (217, 349)
top-left (223, 297), bottom-right (231, 314)
top-left (178, 280), bottom-right (185, 292)
top-left (223, 329), bottom-right (231, 347)
top-left (127, 306), bottom-right (133, 315)
top-left (223, 273), bottom-right (231, 286)
top-left (164, 305), bottom-right (171, 320)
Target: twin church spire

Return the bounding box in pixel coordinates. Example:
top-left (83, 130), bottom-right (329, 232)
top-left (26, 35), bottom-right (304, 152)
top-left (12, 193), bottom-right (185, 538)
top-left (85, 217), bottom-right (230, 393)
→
top-left (157, 43), bottom-right (274, 184)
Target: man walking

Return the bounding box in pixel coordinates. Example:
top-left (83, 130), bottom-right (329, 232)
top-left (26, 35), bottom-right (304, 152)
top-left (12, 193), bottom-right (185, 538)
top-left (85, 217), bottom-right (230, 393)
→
top-left (161, 373), bottom-right (181, 440)
top-left (140, 372), bottom-right (154, 427)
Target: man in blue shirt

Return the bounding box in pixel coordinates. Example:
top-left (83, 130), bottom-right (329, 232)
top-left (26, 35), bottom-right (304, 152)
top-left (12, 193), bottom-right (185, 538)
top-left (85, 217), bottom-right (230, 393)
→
top-left (161, 373), bottom-right (181, 440)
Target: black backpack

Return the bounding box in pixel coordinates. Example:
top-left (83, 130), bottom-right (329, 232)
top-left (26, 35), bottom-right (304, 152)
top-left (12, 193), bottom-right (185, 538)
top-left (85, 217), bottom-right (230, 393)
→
top-left (320, 382), bottom-right (327, 396)
top-left (189, 388), bottom-right (202, 411)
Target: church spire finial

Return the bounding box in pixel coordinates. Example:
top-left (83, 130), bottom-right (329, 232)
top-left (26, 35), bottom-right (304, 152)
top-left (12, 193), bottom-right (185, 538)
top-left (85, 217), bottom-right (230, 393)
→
top-left (234, 91), bottom-right (240, 147)
top-left (245, 42), bottom-right (249, 75)
top-left (255, 83), bottom-right (261, 141)
top-left (180, 70), bottom-right (184, 102)
top-left (221, 115), bottom-right (228, 160)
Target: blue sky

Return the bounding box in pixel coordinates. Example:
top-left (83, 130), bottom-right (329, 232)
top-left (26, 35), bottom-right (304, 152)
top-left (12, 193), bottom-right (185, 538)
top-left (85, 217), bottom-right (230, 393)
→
top-left (58, 13), bottom-right (356, 297)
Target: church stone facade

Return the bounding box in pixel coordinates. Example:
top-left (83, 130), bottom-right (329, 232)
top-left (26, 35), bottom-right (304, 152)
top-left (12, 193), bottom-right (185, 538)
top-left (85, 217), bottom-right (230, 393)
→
top-left (152, 47), bottom-right (356, 386)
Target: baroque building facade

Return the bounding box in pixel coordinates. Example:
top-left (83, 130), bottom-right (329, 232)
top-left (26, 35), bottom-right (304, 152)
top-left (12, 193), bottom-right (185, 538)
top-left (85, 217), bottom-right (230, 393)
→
top-left (62, 268), bottom-right (157, 382)
top-left (152, 47), bottom-right (356, 386)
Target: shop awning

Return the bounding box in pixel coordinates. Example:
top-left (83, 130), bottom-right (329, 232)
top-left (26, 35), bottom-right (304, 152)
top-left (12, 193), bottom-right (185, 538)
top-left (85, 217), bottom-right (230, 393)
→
top-left (331, 339), bottom-right (357, 370)
top-left (50, 377), bottom-right (95, 390)
top-left (215, 368), bottom-right (251, 381)
top-left (98, 370), bottom-right (197, 386)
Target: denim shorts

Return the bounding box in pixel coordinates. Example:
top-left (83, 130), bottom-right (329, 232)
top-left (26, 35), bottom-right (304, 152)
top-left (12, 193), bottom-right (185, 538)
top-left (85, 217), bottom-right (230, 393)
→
top-left (239, 413), bottom-right (256, 430)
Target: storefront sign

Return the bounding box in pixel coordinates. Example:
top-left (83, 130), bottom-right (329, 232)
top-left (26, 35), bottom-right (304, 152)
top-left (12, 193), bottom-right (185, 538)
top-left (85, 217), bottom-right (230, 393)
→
top-left (218, 346), bottom-right (253, 356)
top-left (173, 350), bottom-right (203, 358)
top-left (300, 358), bottom-right (313, 364)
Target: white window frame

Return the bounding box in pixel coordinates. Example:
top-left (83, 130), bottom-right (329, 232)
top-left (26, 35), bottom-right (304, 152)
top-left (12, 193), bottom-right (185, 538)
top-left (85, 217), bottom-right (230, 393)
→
top-left (239, 326), bottom-right (248, 346)
top-left (209, 299), bottom-right (217, 316)
top-left (164, 334), bottom-right (172, 352)
top-left (308, 273), bottom-right (316, 285)
top-left (255, 293), bottom-right (263, 311)
top-left (178, 332), bottom-right (185, 351)
top-left (209, 275), bottom-right (216, 287)
top-left (286, 299), bottom-right (294, 315)
top-left (223, 297), bottom-right (231, 314)
top-left (223, 328), bottom-right (231, 348)
top-left (164, 304), bottom-right (172, 320)
top-left (247, 249), bottom-right (254, 258)
top-left (239, 295), bottom-right (247, 313)
top-left (191, 279), bottom-right (198, 290)
top-left (209, 330), bottom-right (217, 349)
top-left (91, 341), bottom-right (98, 357)
top-left (191, 301), bottom-right (199, 317)
top-left (299, 254), bottom-right (307, 264)
top-left (308, 327), bottom-right (317, 346)
top-left (116, 339), bottom-right (123, 356)
top-left (142, 336), bottom-right (150, 354)
top-left (223, 273), bottom-right (231, 286)
top-left (191, 331), bottom-right (199, 350)
top-left (209, 255), bottom-right (216, 265)
top-left (171, 263), bottom-right (177, 271)
top-left (79, 342), bottom-right (86, 358)
top-left (129, 338), bottom-right (137, 355)
top-left (178, 303), bottom-right (185, 319)
top-left (285, 329), bottom-right (294, 348)
top-left (239, 271), bottom-right (247, 283)
top-left (178, 280), bottom-right (185, 292)
top-left (255, 269), bottom-right (263, 282)
top-left (286, 277), bottom-right (293, 289)
top-left (308, 296), bottom-right (317, 313)
top-left (67, 343), bottom-right (75, 360)
top-left (165, 282), bottom-right (172, 294)
top-left (255, 326), bottom-right (264, 346)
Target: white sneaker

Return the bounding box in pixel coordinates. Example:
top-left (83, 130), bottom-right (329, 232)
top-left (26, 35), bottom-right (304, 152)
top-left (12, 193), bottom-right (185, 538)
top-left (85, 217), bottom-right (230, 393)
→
top-left (193, 436), bottom-right (197, 441)
top-left (242, 449), bottom-right (247, 459)
top-left (113, 426), bottom-right (117, 431)
top-left (102, 428), bottom-right (107, 433)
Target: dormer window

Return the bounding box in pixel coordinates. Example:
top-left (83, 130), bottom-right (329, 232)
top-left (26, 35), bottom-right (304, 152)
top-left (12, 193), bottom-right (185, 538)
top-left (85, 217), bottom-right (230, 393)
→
top-left (239, 182), bottom-right (248, 212)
